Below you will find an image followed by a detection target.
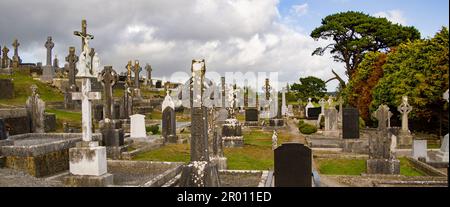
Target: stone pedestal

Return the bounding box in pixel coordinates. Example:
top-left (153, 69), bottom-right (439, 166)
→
top-left (64, 141), bottom-right (113, 186)
top-left (269, 118), bottom-right (284, 127)
top-left (211, 156), bottom-right (227, 170)
top-left (40, 65), bottom-right (54, 82)
top-left (68, 141), bottom-right (108, 176)
top-left (178, 161), bottom-right (220, 187)
top-left (222, 119), bottom-right (244, 148)
top-left (397, 131), bottom-right (413, 148)
top-left (412, 140), bottom-right (428, 161)
top-left (366, 159), bottom-right (400, 174)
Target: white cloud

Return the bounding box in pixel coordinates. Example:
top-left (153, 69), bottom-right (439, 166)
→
top-left (0, 0), bottom-right (344, 91)
top-left (374, 10), bottom-right (407, 25)
top-left (290, 3), bottom-right (309, 16)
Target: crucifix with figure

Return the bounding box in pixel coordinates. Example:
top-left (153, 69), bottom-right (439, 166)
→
top-left (74, 19), bottom-right (94, 50)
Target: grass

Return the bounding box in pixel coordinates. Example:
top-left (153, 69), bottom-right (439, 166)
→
top-left (45, 109), bottom-right (82, 131)
top-left (146, 110), bottom-right (162, 120)
top-left (132, 128), bottom-right (293, 170)
top-left (316, 158), bottom-right (427, 176)
top-left (236, 113), bottom-right (245, 122)
top-left (0, 71), bottom-right (64, 106)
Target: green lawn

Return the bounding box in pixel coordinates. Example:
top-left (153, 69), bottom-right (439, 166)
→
top-left (0, 71), bottom-right (64, 106)
top-left (316, 158), bottom-right (427, 176)
top-left (146, 110), bottom-right (162, 120)
top-left (132, 129), bottom-right (293, 170)
top-left (45, 109), bottom-right (82, 131)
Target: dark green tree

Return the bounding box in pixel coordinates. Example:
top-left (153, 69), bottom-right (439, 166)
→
top-left (290, 76), bottom-right (327, 101)
top-left (311, 11), bottom-right (420, 79)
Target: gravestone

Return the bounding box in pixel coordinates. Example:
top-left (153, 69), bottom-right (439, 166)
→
top-left (125, 60), bottom-right (133, 86)
top-left (41, 37), bottom-right (55, 82)
top-left (64, 20), bottom-right (113, 187)
top-left (133, 60), bottom-right (142, 88)
top-left (323, 108), bottom-right (339, 137)
top-left (130, 114), bottom-right (146, 138)
top-left (397, 96), bottom-right (413, 148)
top-left (307, 107), bottom-right (320, 120)
top-left (98, 66), bottom-right (118, 119)
top-left (65, 46), bottom-right (79, 92)
top-left (342, 107), bottom-right (360, 139)
top-left (1, 46), bottom-right (10, 69)
top-left (179, 59), bottom-right (220, 187)
top-left (120, 83), bottom-right (133, 119)
top-left (162, 91), bottom-right (177, 143)
top-left (244, 108), bottom-right (259, 126)
top-left (26, 85), bottom-right (45, 133)
top-left (274, 143), bottom-right (312, 187)
top-left (272, 130), bottom-right (278, 150)
top-left (11, 39), bottom-right (22, 68)
top-left (112, 102), bottom-right (120, 119)
top-left (93, 104), bottom-right (103, 121)
top-left (0, 118), bottom-right (7, 140)
top-left (412, 140), bottom-right (428, 161)
top-left (0, 79), bottom-right (14, 99)
top-left (44, 113), bottom-right (56, 132)
top-left (436, 134), bottom-right (449, 162)
top-left (305, 98), bottom-right (314, 118)
top-left (155, 80), bottom-right (162, 88)
top-left (145, 63), bottom-right (153, 87)
top-left (366, 104), bottom-right (400, 174)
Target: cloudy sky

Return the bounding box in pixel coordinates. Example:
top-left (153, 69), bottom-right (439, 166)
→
top-left (0, 0), bottom-right (448, 91)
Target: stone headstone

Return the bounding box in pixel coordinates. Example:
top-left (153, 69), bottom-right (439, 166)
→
top-left (272, 130), bottom-right (278, 150)
top-left (26, 85), bottom-right (45, 133)
top-left (11, 39), bottom-right (22, 67)
top-left (412, 140), bottom-right (428, 161)
top-left (65, 47), bottom-right (79, 92)
top-left (0, 79), bottom-right (14, 99)
top-left (133, 60), bottom-right (142, 88)
top-left (98, 66), bottom-right (117, 119)
top-left (245, 108), bottom-right (259, 122)
top-left (306, 107), bottom-right (321, 120)
top-left (342, 107), bottom-right (360, 139)
top-left (324, 108), bottom-right (339, 137)
top-left (0, 118), bottom-right (7, 140)
top-left (162, 92), bottom-right (177, 143)
top-left (436, 134), bottom-right (449, 162)
top-left (94, 104), bottom-right (104, 121)
top-left (397, 96), bottom-right (413, 147)
top-left (145, 63), bottom-right (153, 87)
top-left (44, 113), bottom-right (56, 132)
top-left (112, 102), bottom-right (120, 120)
top-left (305, 98), bottom-right (314, 117)
top-left (130, 114), bottom-right (146, 138)
top-left (274, 143), bottom-right (312, 187)
top-left (155, 80), bottom-right (162, 88)
top-left (120, 84), bottom-right (133, 119)
top-left (1, 46), bottom-right (10, 69)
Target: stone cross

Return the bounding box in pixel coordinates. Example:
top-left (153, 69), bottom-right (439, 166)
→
top-left (45, 36), bottom-right (54, 66)
top-left (190, 59), bottom-right (209, 161)
top-left (98, 66), bottom-right (117, 120)
top-left (397, 96), bottom-right (412, 132)
top-left (319, 98), bottom-right (326, 114)
top-left (71, 32), bottom-right (101, 142)
top-left (12, 39), bottom-right (21, 67)
top-left (73, 19), bottom-right (94, 50)
top-left (65, 47), bottom-right (79, 91)
top-left (264, 78), bottom-right (271, 101)
top-left (221, 76), bottom-right (226, 108)
top-left (373, 104), bottom-right (391, 130)
top-left (1, 46), bottom-right (10, 68)
top-left (26, 85), bottom-right (45, 133)
top-left (133, 60), bottom-right (142, 88)
top-left (327, 96), bottom-right (334, 108)
top-left (145, 63), bottom-right (153, 87)
top-left (126, 60), bottom-right (132, 86)
top-left (121, 83), bottom-right (133, 119)
top-left (338, 97), bottom-right (343, 120)
top-left (281, 87), bottom-right (287, 116)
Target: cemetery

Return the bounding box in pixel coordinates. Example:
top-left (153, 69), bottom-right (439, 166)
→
top-left (0, 2), bottom-right (448, 189)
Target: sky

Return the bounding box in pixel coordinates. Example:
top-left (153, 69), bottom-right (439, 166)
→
top-left (0, 0), bottom-right (448, 92)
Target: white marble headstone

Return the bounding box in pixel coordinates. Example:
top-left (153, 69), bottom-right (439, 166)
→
top-left (130, 114), bottom-right (147, 138)
top-left (412, 140), bottom-right (428, 161)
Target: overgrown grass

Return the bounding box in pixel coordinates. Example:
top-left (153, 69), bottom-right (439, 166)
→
top-left (146, 110), bottom-right (162, 120)
top-left (0, 71), bottom-right (64, 106)
top-left (45, 108), bottom-right (82, 131)
top-left (133, 144), bottom-right (190, 163)
top-left (316, 158), bottom-right (427, 176)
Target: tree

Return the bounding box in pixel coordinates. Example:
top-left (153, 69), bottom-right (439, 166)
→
top-left (290, 76), bottom-right (327, 101)
top-left (371, 27), bottom-right (449, 132)
top-left (311, 11), bottom-right (420, 80)
top-left (343, 51), bottom-right (387, 123)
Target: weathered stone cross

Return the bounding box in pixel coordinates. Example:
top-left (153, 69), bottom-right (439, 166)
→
top-left (65, 47), bottom-right (79, 91)
top-left (12, 39), bottom-right (20, 59)
top-left (397, 96), bottom-right (412, 132)
top-left (133, 60), bottom-right (142, 88)
top-left (98, 66), bottom-right (117, 120)
top-left (73, 19), bottom-right (94, 50)
top-left (1, 47), bottom-right (9, 68)
top-left (145, 63), bottom-right (152, 86)
top-left (126, 60), bottom-right (132, 86)
top-left (45, 37), bottom-right (54, 66)
top-left (319, 98), bottom-right (326, 114)
top-left (372, 104), bottom-right (391, 130)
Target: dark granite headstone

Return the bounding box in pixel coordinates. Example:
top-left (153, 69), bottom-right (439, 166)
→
top-left (274, 143), bottom-right (312, 187)
top-left (112, 102), bottom-right (120, 120)
top-left (342, 107), bottom-right (359, 139)
top-left (155, 80), bottom-right (162, 88)
top-left (245, 108), bottom-right (258, 122)
top-left (0, 118), bottom-right (7, 140)
top-left (0, 79), bottom-right (14, 99)
top-left (162, 106), bottom-right (177, 143)
top-left (44, 113), bottom-right (56, 132)
top-left (307, 107), bottom-right (321, 120)
top-left (102, 124), bottom-right (124, 146)
top-left (94, 104), bottom-right (103, 121)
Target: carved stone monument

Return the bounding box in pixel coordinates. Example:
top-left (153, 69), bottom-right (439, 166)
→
top-left (162, 91), bottom-right (178, 143)
top-left (397, 96), bottom-right (413, 148)
top-left (26, 85), bottom-right (45, 133)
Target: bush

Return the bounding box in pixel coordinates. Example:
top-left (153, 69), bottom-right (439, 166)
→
top-left (146, 125), bottom-right (160, 135)
top-left (299, 123), bottom-right (317, 134)
top-left (359, 117), bottom-right (366, 129)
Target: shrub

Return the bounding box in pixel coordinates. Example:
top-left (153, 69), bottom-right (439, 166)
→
top-left (299, 122), bottom-right (317, 134)
top-left (146, 125), bottom-right (160, 135)
top-left (359, 117), bottom-right (366, 129)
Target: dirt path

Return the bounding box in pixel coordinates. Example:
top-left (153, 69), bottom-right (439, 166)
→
top-left (284, 118), bottom-right (306, 144)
